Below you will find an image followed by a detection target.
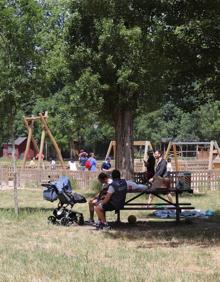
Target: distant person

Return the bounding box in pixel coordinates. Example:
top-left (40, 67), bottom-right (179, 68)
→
top-left (36, 153), bottom-right (44, 160)
top-left (101, 157), bottom-right (112, 172)
top-left (143, 149), bottom-right (155, 180)
top-left (50, 159), bottom-right (56, 170)
top-left (86, 153), bottom-right (97, 171)
top-left (79, 151), bottom-right (88, 171)
top-left (167, 157), bottom-right (173, 175)
top-left (79, 149), bottom-right (87, 157)
top-left (68, 158), bottom-right (77, 171)
top-left (29, 157), bottom-right (35, 167)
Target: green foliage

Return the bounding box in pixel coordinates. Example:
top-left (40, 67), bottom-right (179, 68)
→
top-left (160, 0), bottom-right (220, 109)
top-left (90, 179), bottom-right (101, 194)
top-left (0, 0), bottom-right (43, 99)
top-left (0, 0), bottom-right (45, 140)
top-left (198, 102), bottom-right (220, 141)
top-left (66, 0), bottom-right (166, 119)
top-left (135, 101), bottom-right (220, 144)
top-left (1, 0), bottom-right (220, 158)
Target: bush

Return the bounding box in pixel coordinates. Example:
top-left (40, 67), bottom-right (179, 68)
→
top-left (90, 180), bottom-right (101, 193)
top-left (70, 178), bottom-right (78, 190)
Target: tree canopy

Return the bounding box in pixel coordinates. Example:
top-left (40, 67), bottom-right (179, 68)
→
top-left (0, 0), bottom-right (220, 170)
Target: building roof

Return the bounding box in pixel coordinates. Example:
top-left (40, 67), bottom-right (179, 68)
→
top-left (15, 137), bottom-right (27, 146)
top-left (2, 137), bottom-right (27, 146)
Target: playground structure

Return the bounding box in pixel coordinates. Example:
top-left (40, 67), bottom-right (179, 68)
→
top-left (105, 140), bottom-right (153, 171)
top-left (164, 141), bottom-right (220, 171)
top-left (22, 112), bottom-right (66, 169)
top-left (105, 140), bottom-right (220, 172)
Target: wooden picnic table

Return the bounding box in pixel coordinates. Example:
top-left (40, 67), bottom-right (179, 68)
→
top-left (115, 187), bottom-right (194, 223)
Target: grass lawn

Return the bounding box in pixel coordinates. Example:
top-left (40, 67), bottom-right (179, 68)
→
top-left (0, 188), bottom-right (220, 282)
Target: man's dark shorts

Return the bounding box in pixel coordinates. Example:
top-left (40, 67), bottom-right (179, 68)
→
top-left (101, 202), bottom-right (115, 211)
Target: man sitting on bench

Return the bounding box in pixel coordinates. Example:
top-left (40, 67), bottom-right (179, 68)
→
top-left (94, 169), bottom-right (127, 230)
top-left (86, 172), bottom-right (112, 224)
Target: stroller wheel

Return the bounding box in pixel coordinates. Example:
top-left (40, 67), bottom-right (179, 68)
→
top-left (78, 215), bottom-right (84, 225)
top-left (48, 216), bottom-right (56, 224)
top-left (69, 211), bottom-right (77, 222)
top-left (61, 217), bottom-right (70, 226)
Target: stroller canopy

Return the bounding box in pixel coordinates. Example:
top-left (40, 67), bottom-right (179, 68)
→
top-left (52, 176), bottom-right (72, 193)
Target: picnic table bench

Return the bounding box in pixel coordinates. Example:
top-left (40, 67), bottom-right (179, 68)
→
top-left (115, 187), bottom-right (194, 223)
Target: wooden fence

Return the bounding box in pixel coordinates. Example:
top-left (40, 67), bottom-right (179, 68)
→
top-left (0, 167), bottom-right (100, 189)
top-left (170, 170), bottom-right (220, 192)
top-left (134, 159), bottom-right (209, 172)
top-left (0, 166), bottom-right (220, 192)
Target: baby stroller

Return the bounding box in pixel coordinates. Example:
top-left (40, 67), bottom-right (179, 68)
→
top-left (42, 176), bottom-right (86, 226)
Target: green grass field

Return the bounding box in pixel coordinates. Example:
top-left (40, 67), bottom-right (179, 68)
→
top-left (0, 188), bottom-right (220, 282)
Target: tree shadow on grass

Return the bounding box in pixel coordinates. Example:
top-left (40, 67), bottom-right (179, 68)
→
top-left (105, 211), bottom-right (220, 246)
top-left (180, 192), bottom-right (207, 197)
top-left (0, 207), bottom-right (53, 215)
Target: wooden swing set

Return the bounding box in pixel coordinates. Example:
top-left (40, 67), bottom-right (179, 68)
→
top-left (105, 140), bottom-right (153, 171)
top-left (164, 140), bottom-right (220, 170)
top-left (22, 112), bottom-right (66, 169)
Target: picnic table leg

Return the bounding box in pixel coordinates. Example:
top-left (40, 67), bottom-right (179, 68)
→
top-left (116, 210), bottom-right (121, 223)
top-left (175, 191), bottom-right (180, 223)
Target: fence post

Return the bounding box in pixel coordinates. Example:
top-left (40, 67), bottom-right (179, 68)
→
top-left (207, 170), bottom-right (211, 190)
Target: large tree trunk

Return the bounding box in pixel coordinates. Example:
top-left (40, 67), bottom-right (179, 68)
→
top-left (115, 109), bottom-right (134, 179)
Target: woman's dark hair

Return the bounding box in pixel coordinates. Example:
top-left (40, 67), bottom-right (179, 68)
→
top-left (111, 169), bottom-right (121, 179)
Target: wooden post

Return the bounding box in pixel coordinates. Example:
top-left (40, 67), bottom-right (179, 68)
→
top-left (196, 145), bottom-right (199, 159)
top-left (214, 141), bottom-right (220, 158)
top-left (164, 141), bottom-right (172, 160)
top-left (22, 119), bottom-right (33, 169)
top-left (173, 144), bottom-right (179, 171)
top-left (143, 141), bottom-right (152, 171)
top-left (208, 141), bottom-right (214, 170)
top-left (39, 113), bottom-right (66, 169)
top-left (143, 141), bottom-right (152, 161)
top-left (38, 126), bottom-right (46, 169)
top-left (105, 141), bottom-right (113, 160)
top-left (113, 143), bottom-right (116, 161)
top-left (23, 117), bottom-right (39, 153)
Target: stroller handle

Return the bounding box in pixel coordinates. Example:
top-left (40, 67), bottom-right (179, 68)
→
top-left (41, 183), bottom-right (55, 189)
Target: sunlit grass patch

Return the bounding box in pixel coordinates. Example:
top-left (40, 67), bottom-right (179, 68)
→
top-left (0, 189), bottom-right (220, 281)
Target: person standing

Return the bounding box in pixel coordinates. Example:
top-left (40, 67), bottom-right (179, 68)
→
top-left (143, 149), bottom-right (155, 180)
top-left (29, 157), bottom-right (36, 167)
top-left (101, 157), bottom-right (112, 172)
top-left (167, 157), bottom-right (173, 175)
top-left (147, 150), bottom-right (173, 206)
top-left (87, 153), bottom-right (97, 171)
top-left (79, 151), bottom-right (88, 171)
top-left (68, 158), bottom-right (77, 171)
top-left (50, 159), bottom-right (56, 170)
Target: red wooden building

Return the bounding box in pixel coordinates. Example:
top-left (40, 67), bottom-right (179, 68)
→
top-left (1, 137), bottom-right (36, 160)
